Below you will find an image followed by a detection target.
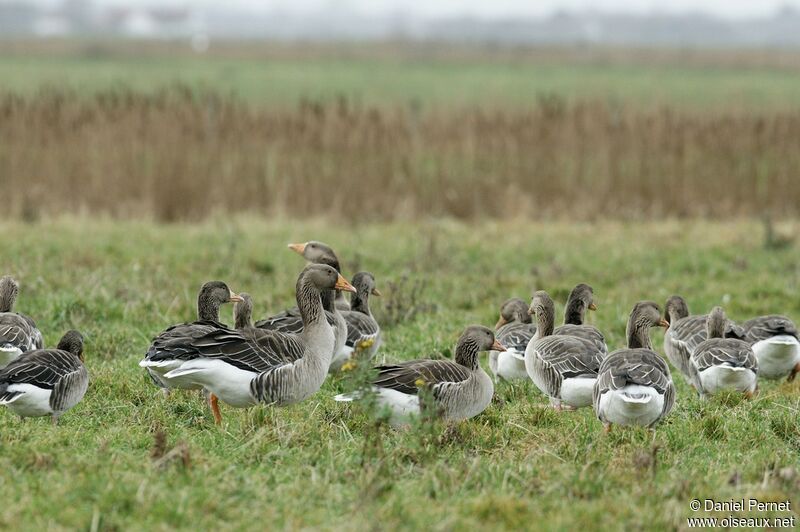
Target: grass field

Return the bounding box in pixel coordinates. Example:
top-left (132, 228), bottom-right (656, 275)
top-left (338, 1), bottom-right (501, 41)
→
top-left (0, 219), bottom-right (798, 530)
top-left (3, 41), bottom-right (800, 109)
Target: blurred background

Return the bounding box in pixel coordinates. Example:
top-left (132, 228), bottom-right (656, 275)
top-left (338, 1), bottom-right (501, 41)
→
top-left (2, 0), bottom-right (800, 222)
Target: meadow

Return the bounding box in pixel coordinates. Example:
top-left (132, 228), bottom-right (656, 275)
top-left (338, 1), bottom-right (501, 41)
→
top-left (0, 218), bottom-right (798, 530)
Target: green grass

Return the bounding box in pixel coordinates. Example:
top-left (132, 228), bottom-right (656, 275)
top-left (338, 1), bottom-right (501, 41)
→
top-left (4, 52), bottom-right (800, 109)
top-left (0, 218), bottom-right (798, 530)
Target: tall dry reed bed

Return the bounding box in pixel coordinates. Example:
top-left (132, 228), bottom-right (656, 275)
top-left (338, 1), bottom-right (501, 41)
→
top-left (1, 87), bottom-right (798, 222)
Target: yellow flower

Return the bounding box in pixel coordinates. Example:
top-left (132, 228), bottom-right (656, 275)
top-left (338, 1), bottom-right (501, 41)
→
top-left (414, 378), bottom-right (426, 387)
top-left (340, 361), bottom-right (357, 372)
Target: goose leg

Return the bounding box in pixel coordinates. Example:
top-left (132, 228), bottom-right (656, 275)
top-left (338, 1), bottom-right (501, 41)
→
top-left (603, 422), bottom-right (612, 434)
top-left (787, 363), bottom-right (800, 383)
top-left (51, 415), bottom-right (59, 426)
top-left (209, 394), bottom-right (223, 425)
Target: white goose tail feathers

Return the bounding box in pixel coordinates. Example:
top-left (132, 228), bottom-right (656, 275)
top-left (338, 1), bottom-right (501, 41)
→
top-left (334, 391), bottom-right (363, 402)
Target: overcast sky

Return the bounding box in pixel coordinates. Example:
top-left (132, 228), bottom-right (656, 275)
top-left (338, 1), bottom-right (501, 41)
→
top-left (46, 0), bottom-right (800, 19)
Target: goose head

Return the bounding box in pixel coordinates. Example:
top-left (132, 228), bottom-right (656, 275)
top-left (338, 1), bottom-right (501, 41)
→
top-left (626, 301), bottom-right (669, 349)
top-left (706, 306), bottom-right (727, 339)
top-left (495, 297), bottom-right (530, 328)
top-left (57, 330), bottom-right (85, 362)
top-left (528, 290), bottom-right (556, 337)
top-left (288, 241), bottom-right (340, 268)
top-left (0, 276), bottom-right (20, 313)
top-left (299, 264), bottom-right (356, 294)
top-left (664, 295), bottom-right (690, 325)
top-left (234, 292), bottom-right (254, 329)
top-left (455, 325), bottom-right (506, 369)
top-left (564, 283), bottom-right (597, 325)
top-left (350, 272), bottom-right (380, 312)
top-left (197, 281), bottom-right (243, 322)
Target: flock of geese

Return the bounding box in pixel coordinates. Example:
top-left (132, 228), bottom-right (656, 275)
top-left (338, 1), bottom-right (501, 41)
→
top-left (0, 241), bottom-right (798, 431)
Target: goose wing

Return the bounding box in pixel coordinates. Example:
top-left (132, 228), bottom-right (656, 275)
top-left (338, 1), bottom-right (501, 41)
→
top-left (742, 315), bottom-right (798, 342)
top-left (372, 359), bottom-right (470, 396)
top-left (497, 322), bottom-right (535, 351)
top-left (594, 348), bottom-right (675, 418)
top-left (343, 311), bottom-right (380, 347)
top-left (255, 308), bottom-right (336, 334)
top-left (554, 324), bottom-right (607, 355)
top-left (145, 320), bottom-right (228, 360)
top-left (0, 349), bottom-right (83, 395)
top-left (692, 339), bottom-right (757, 372)
top-left (532, 336), bottom-right (603, 377)
top-left (0, 313), bottom-right (37, 351)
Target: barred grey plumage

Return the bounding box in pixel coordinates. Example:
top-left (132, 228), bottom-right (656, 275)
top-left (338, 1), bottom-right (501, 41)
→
top-left (741, 314), bottom-right (798, 343)
top-left (553, 283), bottom-right (607, 355)
top-left (340, 271), bottom-right (381, 363)
top-left (0, 276), bottom-right (44, 368)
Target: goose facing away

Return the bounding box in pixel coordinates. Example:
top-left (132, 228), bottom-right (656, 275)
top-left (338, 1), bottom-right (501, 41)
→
top-left (334, 272), bottom-right (382, 370)
top-left (490, 298), bottom-right (535, 382)
top-left (335, 325), bottom-right (504, 427)
top-left (689, 307), bottom-right (757, 397)
top-left (593, 301), bottom-right (675, 431)
top-left (553, 283), bottom-right (608, 355)
top-left (0, 330), bottom-right (88, 424)
top-left (139, 281), bottom-right (243, 393)
top-left (740, 314), bottom-right (799, 381)
top-left (524, 291), bottom-right (605, 410)
top-left (662, 295), bottom-right (743, 383)
top-left (0, 276), bottom-right (44, 368)
top-left (288, 240), bottom-right (351, 311)
top-left (153, 265), bottom-right (356, 424)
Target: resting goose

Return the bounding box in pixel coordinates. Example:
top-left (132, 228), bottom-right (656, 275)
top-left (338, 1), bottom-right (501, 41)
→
top-left (0, 330), bottom-right (87, 424)
top-left (0, 276), bottom-right (44, 368)
top-left (524, 291), bottom-right (605, 410)
top-left (663, 295), bottom-right (744, 383)
top-left (139, 281), bottom-right (243, 393)
top-left (490, 298), bottom-right (535, 382)
top-left (335, 325), bottom-right (504, 427)
top-left (553, 283), bottom-right (608, 355)
top-left (256, 254), bottom-right (347, 371)
top-left (151, 265), bottom-right (355, 424)
top-left (689, 307), bottom-right (758, 397)
top-left (334, 272), bottom-right (381, 370)
top-left (740, 314), bottom-right (799, 381)
top-left (593, 302), bottom-right (675, 431)
top-left (288, 240), bottom-right (350, 311)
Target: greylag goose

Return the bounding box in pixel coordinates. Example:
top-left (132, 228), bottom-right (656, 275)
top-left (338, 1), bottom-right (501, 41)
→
top-left (740, 314), bottom-right (799, 381)
top-left (524, 291), bottom-right (605, 410)
top-left (663, 295), bottom-right (744, 382)
top-left (689, 307), bottom-right (758, 397)
top-left (139, 281), bottom-right (243, 393)
top-left (593, 302), bottom-right (675, 431)
top-left (0, 330), bottom-right (87, 424)
top-left (0, 276), bottom-right (44, 368)
top-left (234, 293), bottom-right (254, 331)
top-left (553, 283), bottom-right (608, 355)
top-left (150, 265), bottom-right (355, 424)
top-left (288, 240), bottom-right (350, 311)
top-left (335, 272), bottom-right (381, 371)
top-left (335, 325), bottom-right (504, 427)
top-left (256, 254), bottom-right (347, 371)
top-left (490, 298), bottom-right (535, 382)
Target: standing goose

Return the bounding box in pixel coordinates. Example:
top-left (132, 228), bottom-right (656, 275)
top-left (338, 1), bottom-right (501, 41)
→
top-left (689, 307), bottom-right (758, 397)
top-left (0, 276), bottom-right (44, 368)
top-left (256, 254), bottom-right (347, 371)
top-left (0, 330), bottom-right (87, 424)
top-left (490, 298), bottom-right (535, 382)
top-left (740, 314), bottom-right (799, 381)
top-left (593, 302), bottom-right (675, 431)
top-left (524, 291), bottom-right (605, 410)
top-left (152, 265), bottom-right (355, 424)
top-left (334, 325), bottom-right (504, 427)
top-left (139, 281), bottom-right (243, 393)
top-left (553, 283), bottom-right (608, 355)
top-left (288, 240), bottom-right (350, 311)
top-left (663, 295), bottom-right (744, 383)
top-left (335, 272), bottom-right (381, 370)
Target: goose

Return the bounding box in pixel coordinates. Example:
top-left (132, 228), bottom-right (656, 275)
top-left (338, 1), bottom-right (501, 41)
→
top-left (0, 330), bottom-right (87, 424)
top-left (593, 301), bottom-right (675, 431)
top-left (663, 295), bottom-right (744, 383)
top-left (490, 298), bottom-right (535, 382)
top-left (740, 314), bottom-right (799, 381)
top-left (234, 293), bottom-right (254, 331)
top-left (334, 325), bottom-right (504, 427)
top-left (524, 291), bottom-right (605, 410)
top-left (335, 272), bottom-right (382, 370)
top-left (0, 276), bottom-right (44, 368)
top-left (139, 281), bottom-right (243, 394)
top-left (288, 240), bottom-right (350, 311)
top-left (553, 283), bottom-right (608, 355)
top-left (256, 254), bottom-right (347, 371)
top-left (689, 307), bottom-right (758, 397)
top-left (150, 265), bottom-right (355, 424)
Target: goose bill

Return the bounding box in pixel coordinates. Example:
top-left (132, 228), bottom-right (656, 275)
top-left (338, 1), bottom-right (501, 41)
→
top-left (658, 318), bottom-right (669, 328)
top-left (229, 292), bottom-right (245, 303)
top-left (589, 302), bottom-right (598, 311)
top-left (335, 275), bottom-right (357, 293)
top-left (371, 287), bottom-right (382, 297)
top-left (495, 316), bottom-right (508, 329)
top-left (288, 242), bottom-right (307, 255)
top-left (491, 339), bottom-right (507, 352)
